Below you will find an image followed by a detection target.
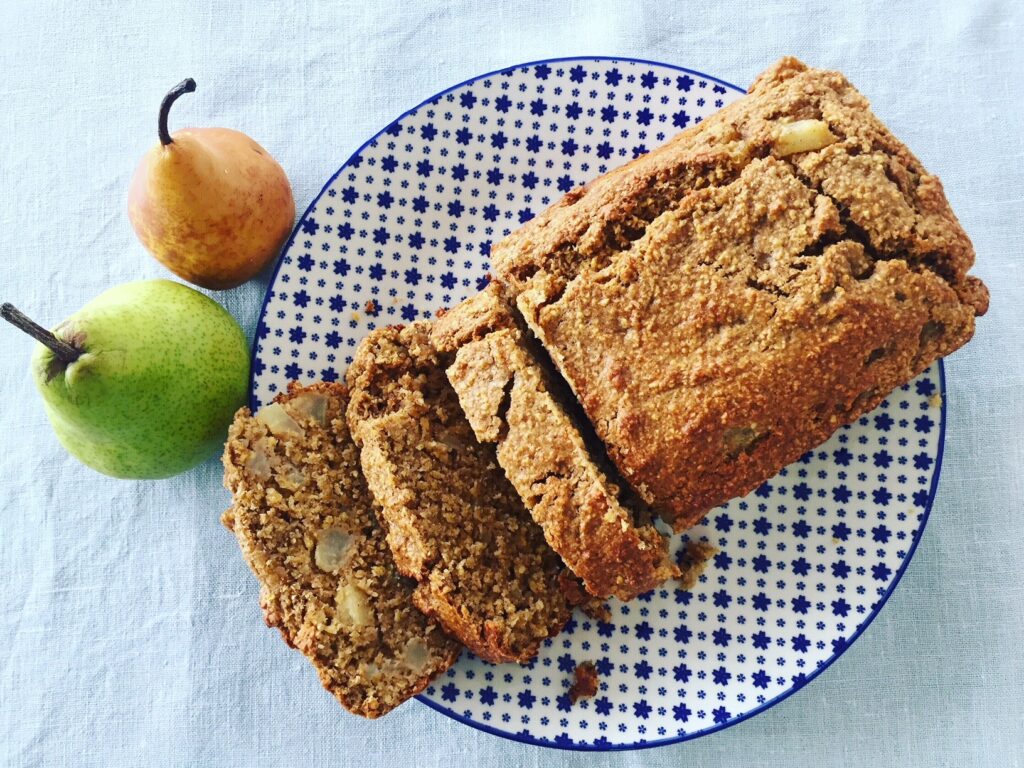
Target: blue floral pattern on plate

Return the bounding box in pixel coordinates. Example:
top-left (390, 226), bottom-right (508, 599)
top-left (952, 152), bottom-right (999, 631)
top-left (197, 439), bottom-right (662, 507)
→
top-left (251, 57), bottom-right (946, 751)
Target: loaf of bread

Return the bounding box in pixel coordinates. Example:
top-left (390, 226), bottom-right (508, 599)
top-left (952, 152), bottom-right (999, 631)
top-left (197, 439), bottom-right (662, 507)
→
top-left (432, 284), bottom-right (678, 600)
top-left (222, 58), bottom-right (991, 719)
top-left (491, 57), bottom-right (989, 529)
top-left (222, 383), bottom-right (461, 718)
top-left (345, 323), bottom-right (575, 663)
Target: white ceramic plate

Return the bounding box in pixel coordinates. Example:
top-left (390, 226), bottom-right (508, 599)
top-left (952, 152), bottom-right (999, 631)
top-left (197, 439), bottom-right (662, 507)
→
top-left (250, 57), bottom-right (946, 750)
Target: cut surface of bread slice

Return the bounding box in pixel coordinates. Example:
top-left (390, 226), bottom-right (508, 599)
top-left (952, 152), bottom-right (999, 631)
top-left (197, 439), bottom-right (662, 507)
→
top-left (432, 285), bottom-right (678, 600)
top-left (346, 322), bottom-right (574, 664)
top-left (222, 382), bottom-right (460, 718)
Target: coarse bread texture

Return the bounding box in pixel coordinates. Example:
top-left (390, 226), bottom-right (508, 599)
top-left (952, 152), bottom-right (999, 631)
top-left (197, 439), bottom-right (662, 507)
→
top-left (492, 57), bottom-right (989, 529)
top-left (345, 322), bottom-right (574, 663)
top-left (222, 382), bottom-right (460, 718)
top-left (432, 285), bottom-right (678, 600)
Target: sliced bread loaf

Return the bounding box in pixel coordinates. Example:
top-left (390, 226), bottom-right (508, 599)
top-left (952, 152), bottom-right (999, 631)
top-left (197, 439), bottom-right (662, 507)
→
top-left (346, 323), bottom-right (574, 663)
top-left (432, 285), bottom-right (678, 600)
top-left (222, 382), bottom-right (460, 718)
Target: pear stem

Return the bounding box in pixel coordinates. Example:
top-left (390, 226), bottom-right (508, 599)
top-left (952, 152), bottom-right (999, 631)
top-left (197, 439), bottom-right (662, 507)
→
top-left (158, 78), bottom-right (197, 146)
top-left (1, 303), bottom-right (82, 364)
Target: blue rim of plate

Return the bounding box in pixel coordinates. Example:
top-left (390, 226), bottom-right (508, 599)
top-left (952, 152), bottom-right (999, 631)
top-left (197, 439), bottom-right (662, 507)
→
top-left (249, 55), bottom-right (948, 751)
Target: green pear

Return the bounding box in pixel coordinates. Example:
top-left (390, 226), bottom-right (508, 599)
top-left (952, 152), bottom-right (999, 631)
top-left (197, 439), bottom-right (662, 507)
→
top-left (2, 279), bottom-right (249, 479)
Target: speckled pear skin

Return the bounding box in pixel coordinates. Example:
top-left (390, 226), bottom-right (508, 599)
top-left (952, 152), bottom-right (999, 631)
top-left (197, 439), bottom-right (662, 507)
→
top-left (31, 279), bottom-right (249, 479)
top-left (128, 127), bottom-right (295, 290)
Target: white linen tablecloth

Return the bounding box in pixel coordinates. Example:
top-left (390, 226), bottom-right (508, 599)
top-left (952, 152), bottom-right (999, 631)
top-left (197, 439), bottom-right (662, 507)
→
top-left (1, 1), bottom-right (1021, 765)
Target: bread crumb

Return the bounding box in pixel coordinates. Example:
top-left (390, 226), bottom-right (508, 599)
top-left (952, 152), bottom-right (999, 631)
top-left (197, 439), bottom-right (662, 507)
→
top-left (677, 540), bottom-right (717, 591)
top-left (569, 661), bottom-right (599, 703)
top-left (365, 299), bottom-right (379, 315)
top-left (580, 598), bottom-right (611, 623)
top-left (929, 393), bottom-right (943, 409)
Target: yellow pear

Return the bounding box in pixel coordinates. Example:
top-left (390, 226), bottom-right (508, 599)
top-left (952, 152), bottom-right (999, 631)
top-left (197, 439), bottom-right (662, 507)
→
top-left (128, 79), bottom-right (295, 290)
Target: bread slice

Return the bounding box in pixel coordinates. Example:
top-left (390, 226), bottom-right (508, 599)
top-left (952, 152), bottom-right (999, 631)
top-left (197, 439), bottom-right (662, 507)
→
top-left (346, 323), bottom-right (574, 663)
top-left (492, 57), bottom-right (989, 529)
top-left (222, 382), bottom-right (460, 718)
top-left (432, 285), bottom-right (678, 600)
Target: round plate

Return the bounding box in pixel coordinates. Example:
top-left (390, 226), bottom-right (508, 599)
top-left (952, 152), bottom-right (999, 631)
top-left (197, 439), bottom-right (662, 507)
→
top-left (251, 57), bottom-right (946, 750)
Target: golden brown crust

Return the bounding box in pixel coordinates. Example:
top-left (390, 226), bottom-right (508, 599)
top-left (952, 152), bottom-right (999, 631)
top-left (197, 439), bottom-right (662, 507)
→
top-left (431, 283), bottom-right (517, 349)
top-left (222, 382), bottom-right (460, 718)
top-left (492, 57), bottom-right (988, 529)
top-left (433, 286), bottom-right (678, 600)
top-left (345, 323), bottom-right (573, 663)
